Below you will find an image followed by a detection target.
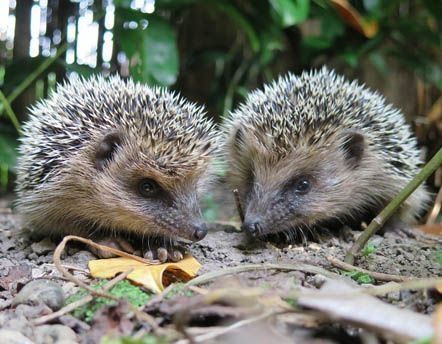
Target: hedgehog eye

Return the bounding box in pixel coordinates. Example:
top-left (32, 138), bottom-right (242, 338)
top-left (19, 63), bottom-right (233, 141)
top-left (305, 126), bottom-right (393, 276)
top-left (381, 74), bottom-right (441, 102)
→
top-left (292, 176), bottom-right (311, 195)
top-left (138, 178), bottom-right (160, 198)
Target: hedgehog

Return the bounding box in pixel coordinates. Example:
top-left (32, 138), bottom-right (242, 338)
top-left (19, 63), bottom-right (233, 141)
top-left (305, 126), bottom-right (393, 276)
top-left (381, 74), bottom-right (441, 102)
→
top-left (16, 75), bottom-right (220, 261)
top-left (224, 67), bottom-right (429, 240)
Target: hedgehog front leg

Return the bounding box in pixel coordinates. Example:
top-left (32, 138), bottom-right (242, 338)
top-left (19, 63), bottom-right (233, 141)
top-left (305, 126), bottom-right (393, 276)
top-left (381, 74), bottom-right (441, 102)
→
top-left (90, 237), bottom-right (136, 259)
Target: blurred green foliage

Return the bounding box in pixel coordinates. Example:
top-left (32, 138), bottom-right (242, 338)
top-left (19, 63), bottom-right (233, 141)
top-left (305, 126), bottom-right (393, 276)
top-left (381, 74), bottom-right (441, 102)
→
top-left (0, 0), bottom-right (441, 191)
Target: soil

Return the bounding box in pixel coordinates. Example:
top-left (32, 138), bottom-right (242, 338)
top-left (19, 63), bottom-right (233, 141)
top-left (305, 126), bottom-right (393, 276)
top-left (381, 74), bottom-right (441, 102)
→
top-left (0, 188), bottom-right (441, 344)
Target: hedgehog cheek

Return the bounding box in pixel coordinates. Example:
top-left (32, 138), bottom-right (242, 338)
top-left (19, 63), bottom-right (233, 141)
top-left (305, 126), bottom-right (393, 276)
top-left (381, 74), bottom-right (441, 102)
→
top-left (94, 131), bottom-right (122, 171)
top-left (339, 130), bottom-right (365, 168)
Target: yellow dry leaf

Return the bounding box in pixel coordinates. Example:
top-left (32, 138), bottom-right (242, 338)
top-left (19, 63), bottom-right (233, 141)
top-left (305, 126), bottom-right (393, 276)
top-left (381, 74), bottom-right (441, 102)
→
top-left (89, 255), bottom-right (202, 293)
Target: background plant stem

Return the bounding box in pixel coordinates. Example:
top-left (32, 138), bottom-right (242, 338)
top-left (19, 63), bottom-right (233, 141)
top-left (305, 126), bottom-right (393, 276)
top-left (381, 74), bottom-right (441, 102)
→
top-left (345, 148), bottom-right (442, 265)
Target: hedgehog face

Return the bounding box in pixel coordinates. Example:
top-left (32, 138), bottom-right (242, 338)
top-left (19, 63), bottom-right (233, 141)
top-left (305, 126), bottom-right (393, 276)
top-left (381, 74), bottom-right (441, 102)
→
top-left (73, 131), bottom-right (213, 242)
top-left (229, 128), bottom-right (372, 237)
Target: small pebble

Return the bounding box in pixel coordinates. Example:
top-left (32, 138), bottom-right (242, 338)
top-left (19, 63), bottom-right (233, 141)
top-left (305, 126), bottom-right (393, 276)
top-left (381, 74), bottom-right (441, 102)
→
top-left (31, 238), bottom-right (56, 255)
top-left (0, 329), bottom-right (33, 344)
top-left (34, 324), bottom-right (78, 344)
top-left (13, 279), bottom-right (65, 311)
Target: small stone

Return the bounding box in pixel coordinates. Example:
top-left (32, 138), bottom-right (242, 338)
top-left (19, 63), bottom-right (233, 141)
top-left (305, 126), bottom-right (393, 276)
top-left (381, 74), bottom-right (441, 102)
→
top-left (0, 330), bottom-right (34, 344)
top-left (34, 324), bottom-right (78, 344)
top-left (31, 238), bottom-right (56, 255)
top-left (27, 252), bottom-right (38, 260)
top-left (13, 279), bottom-right (65, 311)
top-left (32, 268), bottom-right (45, 278)
top-left (311, 274), bottom-right (327, 288)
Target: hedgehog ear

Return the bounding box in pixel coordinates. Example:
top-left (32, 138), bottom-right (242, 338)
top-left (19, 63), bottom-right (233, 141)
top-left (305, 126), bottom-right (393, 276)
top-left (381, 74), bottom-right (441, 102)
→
top-left (94, 132), bottom-right (122, 170)
top-left (339, 130), bottom-right (365, 168)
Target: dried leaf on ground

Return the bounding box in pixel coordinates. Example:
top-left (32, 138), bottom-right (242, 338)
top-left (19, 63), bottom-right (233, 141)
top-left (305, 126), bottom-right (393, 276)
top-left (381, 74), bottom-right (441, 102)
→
top-left (89, 256), bottom-right (202, 293)
top-left (298, 279), bottom-right (433, 342)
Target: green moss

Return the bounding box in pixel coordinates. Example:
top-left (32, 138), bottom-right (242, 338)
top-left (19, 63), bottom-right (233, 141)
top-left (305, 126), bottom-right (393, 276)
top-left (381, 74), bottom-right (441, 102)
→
top-left (284, 297), bottom-right (298, 308)
top-left (66, 280), bottom-right (152, 322)
top-left (361, 243), bottom-right (377, 257)
top-left (343, 270), bottom-right (375, 284)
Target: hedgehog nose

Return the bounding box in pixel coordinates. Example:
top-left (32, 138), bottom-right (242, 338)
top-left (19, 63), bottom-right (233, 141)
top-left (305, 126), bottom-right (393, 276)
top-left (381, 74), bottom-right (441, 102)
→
top-left (192, 223), bottom-right (208, 241)
top-left (241, 220), bottom-right (261, 237)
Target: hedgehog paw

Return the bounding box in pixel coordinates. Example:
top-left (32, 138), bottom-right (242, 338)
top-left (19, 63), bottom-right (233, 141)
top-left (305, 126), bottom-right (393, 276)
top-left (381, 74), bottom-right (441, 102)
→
top-left (143, 246), bottom-right (184, 263)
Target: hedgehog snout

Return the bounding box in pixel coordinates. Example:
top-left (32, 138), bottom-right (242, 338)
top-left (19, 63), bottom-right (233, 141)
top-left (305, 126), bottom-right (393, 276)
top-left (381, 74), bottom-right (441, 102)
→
top-left (241, 219), bottom-right (263, 237)
top-left (192, 222), bottom-right (208, 241)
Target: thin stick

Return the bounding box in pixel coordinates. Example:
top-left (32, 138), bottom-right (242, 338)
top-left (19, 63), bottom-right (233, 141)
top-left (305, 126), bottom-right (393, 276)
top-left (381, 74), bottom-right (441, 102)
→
top-left (44, 263), bottom-right (90, 275)
top-left (426, 185), bottom-right (442, 225)
top-left (327, 256), bottom-right (412, 283)
top-left (32, 269), bottom-right (131, 325)
top-left (233, 189), bottom-right (244, 223)
top-left (186, 262), bottom-right (341, 287)
top-left (0, 43), bottom-right (68, 117)
top-left (0, 90), bottom-right (20, 133)
top-left (345, 148), bottom-right (442, 264)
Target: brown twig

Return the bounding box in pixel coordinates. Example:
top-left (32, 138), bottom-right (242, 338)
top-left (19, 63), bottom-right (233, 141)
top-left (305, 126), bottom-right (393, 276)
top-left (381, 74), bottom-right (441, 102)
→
top-left (53, 235), bottom-right (159, 298)
top-left (186, 262), bottom-right (341, 287)
top-left (426, 185), bottom-right (442, 225)
top-left (233, 189), bottom-right (244, 223)
top-left (32, 268), bottom-right (132, 325)
top-left (44, 263), bottom-right (90, 275)
top-left (327, 256), bottom-right (412, 283)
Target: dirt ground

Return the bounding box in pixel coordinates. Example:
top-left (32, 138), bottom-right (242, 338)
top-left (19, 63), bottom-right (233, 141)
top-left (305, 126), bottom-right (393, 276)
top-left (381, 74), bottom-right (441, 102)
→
top-left (0, 189), bottom-right (441, 344)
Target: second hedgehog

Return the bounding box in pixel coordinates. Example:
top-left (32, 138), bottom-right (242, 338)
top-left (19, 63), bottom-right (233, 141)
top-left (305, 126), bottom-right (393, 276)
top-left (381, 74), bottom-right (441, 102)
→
top-left (224, 68), bottom-right (429, 240)
top-left (16, 75), bottom-right (220, 261)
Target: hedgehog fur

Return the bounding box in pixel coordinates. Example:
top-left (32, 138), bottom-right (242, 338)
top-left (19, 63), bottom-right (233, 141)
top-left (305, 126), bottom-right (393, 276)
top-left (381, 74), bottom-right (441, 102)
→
top-left (16, 75), bottom-right (220, 243)
top-left (224, 67), bottom-right (429, 238)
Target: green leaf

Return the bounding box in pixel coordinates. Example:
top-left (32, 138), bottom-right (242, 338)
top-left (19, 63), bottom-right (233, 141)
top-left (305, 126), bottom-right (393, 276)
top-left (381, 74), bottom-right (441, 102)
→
top-left (340, 50), bottom-right (359, 68)
top-left (270, 0), bottom-right (310, 27)
top-left (319, 9), bottom-right (345, 40)
top-left (0, 133), bottom-right (18, 168)
top-left (302, 36), bottom-right (333, 50)
top-left (115, 10), bottom-right (179, 86)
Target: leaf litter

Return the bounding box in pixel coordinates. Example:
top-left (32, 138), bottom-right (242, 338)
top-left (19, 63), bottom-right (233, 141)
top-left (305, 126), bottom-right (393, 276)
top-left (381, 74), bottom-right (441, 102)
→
top-left (0, 204), bottom-right (441, 343)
